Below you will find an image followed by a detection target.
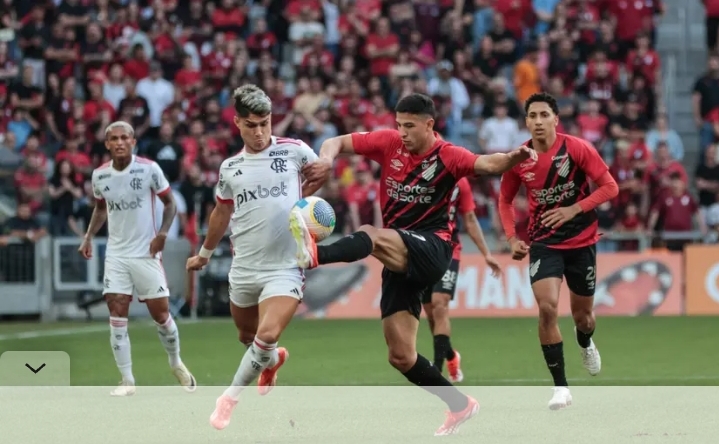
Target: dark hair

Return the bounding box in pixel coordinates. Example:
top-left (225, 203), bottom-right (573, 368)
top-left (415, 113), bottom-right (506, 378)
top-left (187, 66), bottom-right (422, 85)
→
top-left (524, 92), bottom-right (559, 115)
top-left (395, 93), bottom-right (436, 118)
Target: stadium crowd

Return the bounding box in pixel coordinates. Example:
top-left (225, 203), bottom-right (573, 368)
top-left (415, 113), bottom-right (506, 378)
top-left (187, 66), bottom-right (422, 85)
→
top-left (0, 0), bottom-right (714, 260)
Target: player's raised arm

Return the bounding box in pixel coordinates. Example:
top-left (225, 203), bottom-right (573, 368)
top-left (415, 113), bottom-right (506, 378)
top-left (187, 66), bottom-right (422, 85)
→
top-left (473, 146), bottom-right (537, 175)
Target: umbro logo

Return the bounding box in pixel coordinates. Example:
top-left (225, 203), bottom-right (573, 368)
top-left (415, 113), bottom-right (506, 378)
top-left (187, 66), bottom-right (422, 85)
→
top-left (233, 169), bottom-right (242, 177)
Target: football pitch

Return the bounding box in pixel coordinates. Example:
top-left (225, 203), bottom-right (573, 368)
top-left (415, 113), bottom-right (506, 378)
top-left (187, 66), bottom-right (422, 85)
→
top-left (0, 316), bottom-right (717, 386)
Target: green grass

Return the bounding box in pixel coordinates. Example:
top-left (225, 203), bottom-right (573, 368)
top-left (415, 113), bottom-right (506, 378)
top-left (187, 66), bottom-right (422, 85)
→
top-left (1, 316), bottom-right (717, 386)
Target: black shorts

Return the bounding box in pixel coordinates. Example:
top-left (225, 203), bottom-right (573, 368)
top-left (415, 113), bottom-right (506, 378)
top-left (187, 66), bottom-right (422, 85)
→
top-left (528, 243), bottom-right (597, 296)
top-left (380, 230), bottom-right (452, 319)
top-left (423, 259), bottom-right (460, 303)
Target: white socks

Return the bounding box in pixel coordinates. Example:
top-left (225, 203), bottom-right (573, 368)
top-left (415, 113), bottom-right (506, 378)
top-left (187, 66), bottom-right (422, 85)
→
top-left (156, 315), bottom-right (182, 368)
top-left (223, 337), bottom-right (277, 400)
top-left (109, 317), bottom-right (134, 384)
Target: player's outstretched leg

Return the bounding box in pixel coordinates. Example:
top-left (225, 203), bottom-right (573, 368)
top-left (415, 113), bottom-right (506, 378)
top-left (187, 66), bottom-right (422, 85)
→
top-left (211, 296), bottom-right (298, 430)
top-left (533, 278), bottom-right (572, 410)
top-left (106, 294), bottom-right (136, 396)
top-left (290, 210), bottom-right (373, 268)
top-left (227, 303), bottom-right (284, 396)
top-left (571, 292), bottom-right (601, 376)
top-left (146, 298), bottom-right (197, 393)
top-left (384, 311), bottom-right (478, 436)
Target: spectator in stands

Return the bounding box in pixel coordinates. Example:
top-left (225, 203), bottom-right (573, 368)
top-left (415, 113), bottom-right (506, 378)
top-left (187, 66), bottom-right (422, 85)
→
top-left (48, 159), bottom-right (83, 236)
top-left (645, 113), bottom-right (684, 160)
top-left (647, 173), bottom-right (707, 251)
top-left (478, 103), bottom-right (519, 153)
top-left (703, 0), bottom-right (719, 52)
top-left (695, 143), bottom-right (719, 213)
top-left (345, 162), bottom-right (381, 231)
top-left (693, 54), bottom-right (719, 152)
top-left (645, 142), bottom-right (688, 209)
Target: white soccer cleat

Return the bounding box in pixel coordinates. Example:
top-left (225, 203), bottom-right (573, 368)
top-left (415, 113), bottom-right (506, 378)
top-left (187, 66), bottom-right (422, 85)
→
top-left (172, 362), bottom-right (197, 393)
top-left (575, 327), bottom-right (602, 376)
top-left (289, 208), bottom-right (318, 269)
top-left (110, 380), bottom-right (136, 397)
top-left (548, 386), bottom-right (572, 410)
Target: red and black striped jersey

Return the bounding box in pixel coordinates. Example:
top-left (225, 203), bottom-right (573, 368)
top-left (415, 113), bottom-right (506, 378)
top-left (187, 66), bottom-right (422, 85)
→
top-left (351, 129), bottom-right (479, 244)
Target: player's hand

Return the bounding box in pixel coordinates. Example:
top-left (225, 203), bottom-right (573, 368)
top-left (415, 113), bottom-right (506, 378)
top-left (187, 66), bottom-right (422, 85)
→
top-left (541, 204), bottom-right (582, 229)
top-left (484, 255), bottom-right (502, 277)
top-left (509, 238), bottom-right (529, 261)
top-left (78, 237), bottom-right (93, 259)
top-left (509, 145), bottom-right (538, 164)
top-left (186, 255), bottom-right (209, 271)
top-left (149, 233), bottom-right (167, 256)
top-left (302, 158), bottom-right (332, 183)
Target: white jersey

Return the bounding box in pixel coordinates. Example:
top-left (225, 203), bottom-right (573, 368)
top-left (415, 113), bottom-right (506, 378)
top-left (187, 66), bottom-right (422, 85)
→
top-left (92, 155), bottom-right (171, 258)
top-left (215, 136), bottom-right (318, 270)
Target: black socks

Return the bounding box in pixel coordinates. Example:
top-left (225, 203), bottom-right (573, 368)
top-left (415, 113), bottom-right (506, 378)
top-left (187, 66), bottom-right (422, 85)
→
top-left (576, 328), bottom-right (595, 348)
top-left (433, 334), bottom-right (454, 371)
top-left (402, 354), bottom-right (469, 412)
top-left (541, 342), bottom-right (568, 387)
top-left (316, 231), bottom-right (374, 265)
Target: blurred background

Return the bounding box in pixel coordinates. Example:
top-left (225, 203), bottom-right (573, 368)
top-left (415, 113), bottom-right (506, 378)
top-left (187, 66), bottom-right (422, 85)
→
top-left (0, 0), bottom-right (718, 387)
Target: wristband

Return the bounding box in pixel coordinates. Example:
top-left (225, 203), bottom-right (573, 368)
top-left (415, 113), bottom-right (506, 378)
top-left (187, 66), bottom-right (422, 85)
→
top-left (198, 246), bottom-right (214, 259)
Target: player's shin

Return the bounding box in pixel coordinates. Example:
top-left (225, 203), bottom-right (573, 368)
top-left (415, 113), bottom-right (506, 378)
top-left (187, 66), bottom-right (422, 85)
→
top-left (223, 337), bottom-right (276, 400)
top-left (316, 230), bottom-right (374, 264)
top-left (402, 354), bottom-right (469, 412)
top-left (541, 342), bottom-right (568, 387)
top-left (155, 315), bottom-right (182, 367)
top-left (109, 316), bottom-right (135, 384)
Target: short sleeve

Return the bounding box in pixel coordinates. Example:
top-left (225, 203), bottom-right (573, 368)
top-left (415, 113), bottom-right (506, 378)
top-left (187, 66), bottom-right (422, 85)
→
top-left (439, 144), bottom-right (480, 179)
top-left (350, 129), bottom-right (401, 164)
top-left (215, 169), bottom-right (234, 205)
top-left (296, 141), bottom-right (319, 169)
top-left (457, 178), bottom-right (476, 215)
top-left (91, 172), bottom-right (104, 201)
top-left (572, 139), bottom-right (609, 182)
top-left (149, 162), bottom-right (171, 196)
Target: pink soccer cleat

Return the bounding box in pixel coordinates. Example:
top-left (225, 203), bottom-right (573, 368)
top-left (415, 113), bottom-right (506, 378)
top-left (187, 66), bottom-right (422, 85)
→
top-left (258, 347), bottom-right (289, 395)
top-left (209, 395), bottom-right (238, 430)
top-left (434, 396), bottom-right (480, 436)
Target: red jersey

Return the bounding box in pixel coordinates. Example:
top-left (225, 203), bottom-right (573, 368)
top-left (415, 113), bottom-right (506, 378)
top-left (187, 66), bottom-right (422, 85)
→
top-left (351, 130), bottom-right (478, 243)
top-left (499, 133), bottom-right (609, 249)
top-left (450, 177), bottom-right (476, 259)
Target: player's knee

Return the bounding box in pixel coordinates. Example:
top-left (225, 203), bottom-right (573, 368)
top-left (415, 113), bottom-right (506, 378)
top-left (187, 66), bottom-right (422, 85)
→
top-left (387, 349), bottom-right (414, 372)
top-left (572, 309), bottom-right (595, 331)
top-left (238, 330), bottom-right (255, 347)
top-left (255, 326), bottom-right (282, 345)
top-left (537, 300), bottom-right (559, 326)
top-left (430, 299), bottom-right (449, 321)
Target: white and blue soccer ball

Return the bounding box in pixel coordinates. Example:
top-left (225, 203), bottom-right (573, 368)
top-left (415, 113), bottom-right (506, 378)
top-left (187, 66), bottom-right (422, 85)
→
top-left (293, 196), bottom-right (336, 241)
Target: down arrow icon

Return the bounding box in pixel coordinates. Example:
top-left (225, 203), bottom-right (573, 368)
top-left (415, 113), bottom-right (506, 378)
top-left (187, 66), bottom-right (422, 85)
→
top-left (25, 363), bottom-right (46, 374)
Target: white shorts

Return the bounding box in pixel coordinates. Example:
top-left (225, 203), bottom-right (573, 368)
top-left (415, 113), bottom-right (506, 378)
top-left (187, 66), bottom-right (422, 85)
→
top-left (228, 267), bottom-right (304, 308)
top-left (103, 256), bottom-right (170, 300)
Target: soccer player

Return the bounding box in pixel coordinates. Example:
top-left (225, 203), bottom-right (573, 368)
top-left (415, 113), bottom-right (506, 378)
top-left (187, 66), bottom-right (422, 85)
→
top-left (185, 84), bottom-right (321, 431)
top-left (294, 93), bottom-right (537, 436)
top-left (423, 177), bottom-right (502, 382)
top-left (497, 92), bottom-right (619, 410)
top-left (78, 121), bottom-right (196, 396)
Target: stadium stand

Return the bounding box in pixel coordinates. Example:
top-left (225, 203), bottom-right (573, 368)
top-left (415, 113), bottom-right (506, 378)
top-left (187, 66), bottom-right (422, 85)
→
top-left (0, 0), bottom-right (714, 297)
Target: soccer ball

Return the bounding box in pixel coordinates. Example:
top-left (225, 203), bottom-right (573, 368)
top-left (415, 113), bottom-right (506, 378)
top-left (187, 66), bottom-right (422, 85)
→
top-left (293, 196), bottom-right (336, 241)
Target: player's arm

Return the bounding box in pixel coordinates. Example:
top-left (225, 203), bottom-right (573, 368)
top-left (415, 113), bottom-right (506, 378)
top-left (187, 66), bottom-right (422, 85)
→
top-left (473, 149), bottom-right (534, 175)
top-left (84, 177), bottom-right (108, 241)
top-left (572, 143), bottom-right (620, 214)
top-left (150, 164), bottom-right (176, 236)
top-left (462, 211), bottom-right (491, 257)
top-left (317, 134), bottom-right (356, 161)
top-left (497, 170), bottom-right (522, 242)
top-left (198, 171), bottom-right (233, 260)
top-left (440, 143), bottom-right (535, 179)
top-left (297, 141), bottom-right (322, 196)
